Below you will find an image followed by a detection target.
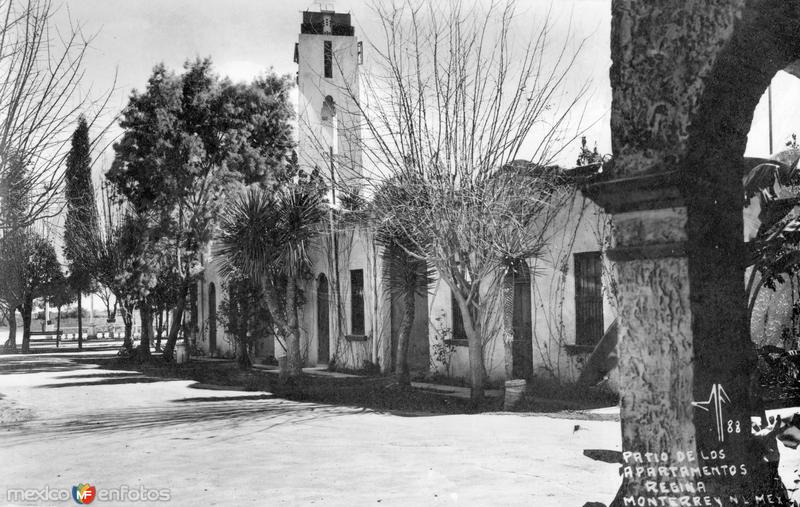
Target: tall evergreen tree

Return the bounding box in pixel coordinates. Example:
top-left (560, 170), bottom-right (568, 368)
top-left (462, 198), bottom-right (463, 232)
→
top-left (63, 116), bottom-right (99, 350)
top-left (108, 60), bottom-right (296, 362)
top-left (0, 154), bottom-right (29, 350)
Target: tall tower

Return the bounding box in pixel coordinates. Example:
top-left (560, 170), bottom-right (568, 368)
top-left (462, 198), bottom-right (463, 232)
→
top-left (295, 8), bottom-right (363, 196)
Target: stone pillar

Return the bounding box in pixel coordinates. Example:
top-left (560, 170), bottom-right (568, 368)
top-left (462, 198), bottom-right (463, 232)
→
top-left (586, 175), bottom-right (701, 502)
top-left (584, 1), bottom-right (793, 503)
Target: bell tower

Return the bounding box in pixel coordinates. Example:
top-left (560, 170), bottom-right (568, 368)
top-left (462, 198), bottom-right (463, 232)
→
top-left (294, 7), bottom-right (363, 196)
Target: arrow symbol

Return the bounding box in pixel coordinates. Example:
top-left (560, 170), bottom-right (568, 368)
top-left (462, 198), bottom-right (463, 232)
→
top-left (692, 384), bottom-right (731, 442)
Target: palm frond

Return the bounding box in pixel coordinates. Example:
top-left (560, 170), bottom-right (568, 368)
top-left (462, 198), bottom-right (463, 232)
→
top-left (215, 185), bottom-right (325, 282)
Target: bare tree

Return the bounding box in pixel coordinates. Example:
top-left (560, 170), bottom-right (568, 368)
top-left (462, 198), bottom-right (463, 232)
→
top-left (332, 0), bottom-right (589, 401)
top-left (70, 181), bottom-right (140, 350)
top-left (0, 0), bottom-right (113, 232)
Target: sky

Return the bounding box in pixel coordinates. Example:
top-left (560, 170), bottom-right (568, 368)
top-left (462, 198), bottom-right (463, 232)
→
top-left (51, 0), bottom-right (613, 172)
top-left (32, 0), bottom-right (800, 316)
top-left (52, 0), bottom-right (798, 172)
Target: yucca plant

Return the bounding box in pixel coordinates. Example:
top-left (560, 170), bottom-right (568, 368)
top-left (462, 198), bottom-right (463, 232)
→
top-left (373, 178), bottom-right (434, 386)
top-left (380, 242), bottom-right (434, 385)
top-left (215, 185), bottom-right (324, 379)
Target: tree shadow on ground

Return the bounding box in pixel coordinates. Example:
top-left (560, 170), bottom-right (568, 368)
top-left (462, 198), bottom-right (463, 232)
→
top-left (84, 356), bottom-right (503, 416)
top-left (0, 362), bottom-right (96, 375)
top-left (3, 396), bottom-right (367, 446)
top-left (36, 376), bottom-right (166, 388)
top-left (173, 394), bottom-right (277, 402)
top-left (25, 346), bottom-right (123, 354)
top-left (53, 371), bottom-right (145, 379)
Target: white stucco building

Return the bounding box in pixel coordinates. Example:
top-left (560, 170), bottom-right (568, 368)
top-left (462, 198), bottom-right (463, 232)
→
top-left (192, 8), bottom-right (619, 390)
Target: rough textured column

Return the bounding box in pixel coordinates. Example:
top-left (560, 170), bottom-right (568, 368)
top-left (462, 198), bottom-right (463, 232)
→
top-left (584, 1), bottom-right (800, 504)
top-left (587, 176), bottom-right (714, 503)
top-left (614, 207), bottom-right (695, 468)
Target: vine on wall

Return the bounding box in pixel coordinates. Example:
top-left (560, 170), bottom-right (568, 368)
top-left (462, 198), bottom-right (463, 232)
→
top-left (529, 192), bottom-right (616, 380)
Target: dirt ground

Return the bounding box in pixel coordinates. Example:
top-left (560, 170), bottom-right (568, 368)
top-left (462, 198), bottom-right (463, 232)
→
top-left (0, 352), bottom-right (622, 506)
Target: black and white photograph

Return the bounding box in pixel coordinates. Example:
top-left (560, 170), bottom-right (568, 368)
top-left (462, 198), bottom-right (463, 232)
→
top-left (2, 1), bottom-right (800, 505)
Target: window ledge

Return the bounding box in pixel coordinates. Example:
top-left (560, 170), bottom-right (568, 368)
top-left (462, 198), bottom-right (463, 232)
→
top-left (444, 339), bottom-right (469, 347)
top-left (564, 344), bottom-right (595, 356)
top-left (345, 334), bottom-right (369, 342)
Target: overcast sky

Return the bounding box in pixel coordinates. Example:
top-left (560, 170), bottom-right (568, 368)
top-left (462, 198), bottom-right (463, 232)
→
top-left (51, 0), bottom-right (611, 170)
top-left (52, 0), bottom-right (795, 172)
top-left (37, 0), bottom-right (800, 314)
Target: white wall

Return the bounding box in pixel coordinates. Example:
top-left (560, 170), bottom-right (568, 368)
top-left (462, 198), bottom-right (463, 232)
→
top-left (296, 31), bottom-right (362, 187)
top-left (425, 191), bottom-right (617, 385)
top-left (529, 192), bottom-right (616, 382)
top-left (426, 273), bottom-right (506, 383)
top-left (196, 250), bottom-right (235, 357)
top-left (300, 224), bottom-right (392, 371)
top-left (196, 249), bottom-right (273, 360)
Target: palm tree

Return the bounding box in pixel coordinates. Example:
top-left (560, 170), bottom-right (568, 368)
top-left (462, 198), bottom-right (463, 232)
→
top-left (373, 178), bottom-right (433, 386)
top-left (379, 242), bottom-right (433, 385)
top-left (216, 185), bottom-right (324, 379)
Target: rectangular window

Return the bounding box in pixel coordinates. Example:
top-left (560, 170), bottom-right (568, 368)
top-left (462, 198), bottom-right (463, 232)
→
top-left (575, 251), bottom-right (604, 346)
top-left (350, 269), bottom-right (364, 335)
top-left (324, 41), bottom-right (332, 78)
top-left (451, 291), bottom-right (467, 341)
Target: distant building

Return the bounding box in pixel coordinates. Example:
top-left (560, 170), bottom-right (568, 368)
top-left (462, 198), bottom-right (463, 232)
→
top-left (193, 8), bottom-right (619, 390)
top-left (294, 9), bottom-right (363, 191)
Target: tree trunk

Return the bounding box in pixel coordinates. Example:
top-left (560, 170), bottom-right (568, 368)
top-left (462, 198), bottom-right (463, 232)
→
top-left (77, 292), bottom-right (83, 350)
top-left (21, 298), bottom-right (32, 353)
top-left (162, 282), bottom-right (188, 362)
top-left (121, 305), bottom-right (133, 350)
top-left (237, 342), bottom-right (252, 369)
top-left (501, 280), bottom-right (514, 380)
top-left (155, 310), bottom-right (163, 351)
top-left (56, 306), bottom-right (61, 348)
top-left (261, 278), bottom-right (298, 381)
top-left (237, 333), bottom-right (252, 369)
top-left (237, 284), bottom-right (251, 369)
top-left (451, 284), bottom-right (485, 404)
top-left (465, 319), bottom-right (485, 404)
top-left (137, 305), bottom-right (152, 359)
top-left (4, 308), bottom-right (17, 351)
top-left (285, 276), bottom-right (303, 377)
top-left (394, 288), bottom-right (416, 386)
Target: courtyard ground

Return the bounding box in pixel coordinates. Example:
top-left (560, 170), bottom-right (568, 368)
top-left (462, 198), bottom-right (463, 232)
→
top-left (0, 352), bottom-right (622, 506)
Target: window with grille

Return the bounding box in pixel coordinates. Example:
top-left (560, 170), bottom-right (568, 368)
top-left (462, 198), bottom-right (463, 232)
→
top-left (324, 41), bottom-right (332, 78)
top-left (350, 269), bottom-right (365, 335)
top-left (574, 251), bottom-right (603, 346)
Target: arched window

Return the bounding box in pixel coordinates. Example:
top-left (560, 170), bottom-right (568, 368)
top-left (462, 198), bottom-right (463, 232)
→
top-left (321, 95), bottom-right (335, 121)
top-left (321, 95), bottom-right (338, 154)
top-left (505, 260), bottom-right (533, 379)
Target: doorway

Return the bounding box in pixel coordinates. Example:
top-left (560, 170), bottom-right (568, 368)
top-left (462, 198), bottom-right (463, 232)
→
top-left (208, 282), bottom-right (217, 353)
top-left (317, 274), bottom-right (330, 364)
top-left (507, 261), bottom-right (533, 379)
top-left (390, 264), bottom-right (430, 372)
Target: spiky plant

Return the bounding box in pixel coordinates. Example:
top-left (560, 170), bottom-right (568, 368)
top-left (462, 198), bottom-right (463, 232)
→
top-left (216, 185), bottom-right (324, 378)
top-left (373, 178), bottom-right (434, 385)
